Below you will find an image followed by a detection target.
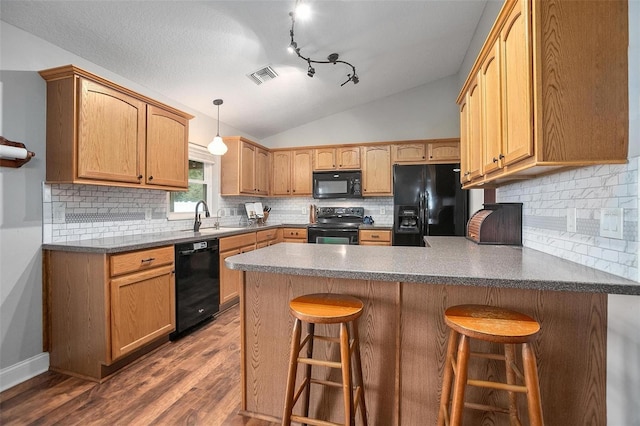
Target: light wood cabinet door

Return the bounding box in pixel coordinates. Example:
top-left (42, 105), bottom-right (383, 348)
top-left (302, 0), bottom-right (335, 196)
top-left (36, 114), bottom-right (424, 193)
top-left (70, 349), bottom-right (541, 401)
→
top-left (481, 39), bottom-right (503, 175)
top-left (361, 145), bottom-right (392, 196)
top-left (291, 150), bottom-right (312, 196)
top-left (220, 248), bottom-right (241, 305)
top-left (391, 143), bottom-right (427, 164)
top-left (336, 146), bottom-right (360, 169)
top-left (255, 147), bottom-right (270, 195)
top-left (459, 97), bottom-right (471, 184)
top-left (500, 0), bottom-right (532, 167)
top-left (110, 264), bottom-right (175, 360)
top-left (240, 141), bottom-right (257, 194)
top-left (77, 78), bottom-right (146, 184)
top-left (271, 151), bottom-right (291, 196)
top-left (466, 74), bottom-right (483, 181)
top-left (359, 229), bottom-right (392, 246)
top-left (282, 227), bottom-right (307, 243)
top-left (427, 141), bottom-right (460, 163)
top-left (146, 105), bottom-right (189, 188)
top-left (314, 148), bottom-right (336, 170)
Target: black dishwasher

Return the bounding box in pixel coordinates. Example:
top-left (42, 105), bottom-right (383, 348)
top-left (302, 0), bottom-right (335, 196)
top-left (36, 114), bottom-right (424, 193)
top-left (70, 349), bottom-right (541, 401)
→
top-left (171, 239), bottom-right (220, 340)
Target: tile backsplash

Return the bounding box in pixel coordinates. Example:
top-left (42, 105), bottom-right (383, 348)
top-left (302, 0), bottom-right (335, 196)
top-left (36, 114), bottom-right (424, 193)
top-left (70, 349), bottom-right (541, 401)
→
top-left (42, 183), bottom-right (394, 244)
top-left (497, 157), bottom-right (639, 281)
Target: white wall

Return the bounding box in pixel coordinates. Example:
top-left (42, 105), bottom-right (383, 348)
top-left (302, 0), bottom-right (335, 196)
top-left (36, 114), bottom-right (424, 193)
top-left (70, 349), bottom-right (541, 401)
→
top-left (262, 75), bottom-right (460, 148)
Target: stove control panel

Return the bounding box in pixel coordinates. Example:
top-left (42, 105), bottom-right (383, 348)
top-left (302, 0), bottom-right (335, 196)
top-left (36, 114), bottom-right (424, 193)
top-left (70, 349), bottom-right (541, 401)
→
top-left (317, 207), bottom-right (364, 218)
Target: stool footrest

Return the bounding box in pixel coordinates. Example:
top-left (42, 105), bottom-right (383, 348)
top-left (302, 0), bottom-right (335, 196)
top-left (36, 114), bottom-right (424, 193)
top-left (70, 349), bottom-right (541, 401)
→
top-left (290, 414), bottom-right (342, 426)
top-left (464, 401), bottom-right (511, 414)
top-left (470, 351), bottom-right (506, 361)
top-left (467, 378), bottom-right (528, 393)
top-left (298, 357), bottom-right (342, 369)
top-left (310, 378), bottom-right (342, 388)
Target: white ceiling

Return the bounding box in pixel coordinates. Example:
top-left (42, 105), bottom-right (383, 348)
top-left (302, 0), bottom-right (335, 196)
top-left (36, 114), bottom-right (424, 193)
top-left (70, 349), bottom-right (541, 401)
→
top-left (1, 0), bottom-right (488, 140)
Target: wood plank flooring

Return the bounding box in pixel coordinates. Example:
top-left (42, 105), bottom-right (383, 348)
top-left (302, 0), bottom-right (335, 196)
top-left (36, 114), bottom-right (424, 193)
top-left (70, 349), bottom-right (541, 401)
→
top-left (0, 305), bottom-right (277, 426)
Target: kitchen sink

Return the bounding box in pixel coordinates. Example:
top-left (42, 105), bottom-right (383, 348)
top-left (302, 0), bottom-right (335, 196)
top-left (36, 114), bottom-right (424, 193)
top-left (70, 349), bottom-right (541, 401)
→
top-left (185, 227), bottom-right (246, 235)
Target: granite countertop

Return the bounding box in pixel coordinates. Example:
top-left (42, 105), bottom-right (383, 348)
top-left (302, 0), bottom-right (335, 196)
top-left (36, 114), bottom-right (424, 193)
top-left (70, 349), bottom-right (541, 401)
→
top-left (41, 223), bottom-right (285, 254)
top-left (226, 237), bottom-right (640, 295)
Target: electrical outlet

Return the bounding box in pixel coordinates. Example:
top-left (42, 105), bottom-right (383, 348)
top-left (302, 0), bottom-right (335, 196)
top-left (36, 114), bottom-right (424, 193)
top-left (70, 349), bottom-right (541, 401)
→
top-left (566, 208), bottom-right (576, 232)
top-left (380, 207), bottom-right (386, 215)
top-left (600, 208), bottom-right (624, 239)
top-left (145, 208), bottom-right (152, 220)
top-left (302, 206), bottom-right (308, 215)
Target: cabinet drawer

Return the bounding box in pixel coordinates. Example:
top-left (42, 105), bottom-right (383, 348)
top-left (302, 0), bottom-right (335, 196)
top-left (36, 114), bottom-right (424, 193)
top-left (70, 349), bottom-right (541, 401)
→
top-left (283, 228), bottom-right (307, 240)
top-left (256, 228), bottom-right (278, 243)
top-left (359, 229), bottom-right (392, 243)
top-left (220, 232), bottom-right (257, 251)
top-left (110, 246), bottom-right (174, 277)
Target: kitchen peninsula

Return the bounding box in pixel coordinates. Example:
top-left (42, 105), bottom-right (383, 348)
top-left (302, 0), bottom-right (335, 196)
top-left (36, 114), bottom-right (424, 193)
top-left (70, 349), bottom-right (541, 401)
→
top-left (226, 238), bottom-right (639, 425)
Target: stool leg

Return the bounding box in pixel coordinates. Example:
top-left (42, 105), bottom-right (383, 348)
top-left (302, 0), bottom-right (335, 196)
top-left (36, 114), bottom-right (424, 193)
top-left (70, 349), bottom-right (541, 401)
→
top-left (522, 343), bottom-right (544, 426)
top-left (350, 321), bottom-right (368, 426)
top-left (302, 322), bottom-right (315, 424)
top-left (283, 318), bottom-right (302, 426)
top-left (339, 322), bottom-right (354, 425)
top-left (450, 334), bottom-right (470, 426)
top-left (438, 329), bottom-right (459, 426)
top-left (504, 343), bottom-right (522, 426)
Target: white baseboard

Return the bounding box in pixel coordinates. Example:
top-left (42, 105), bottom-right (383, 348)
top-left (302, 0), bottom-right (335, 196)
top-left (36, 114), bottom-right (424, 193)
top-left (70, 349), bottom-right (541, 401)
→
top-left (0, 352), bottom-right (49, 393)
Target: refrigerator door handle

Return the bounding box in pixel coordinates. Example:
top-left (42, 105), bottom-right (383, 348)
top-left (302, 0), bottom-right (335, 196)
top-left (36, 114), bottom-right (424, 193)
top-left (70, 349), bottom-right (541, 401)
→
top-left (424, 191), bottom-right (429, 236)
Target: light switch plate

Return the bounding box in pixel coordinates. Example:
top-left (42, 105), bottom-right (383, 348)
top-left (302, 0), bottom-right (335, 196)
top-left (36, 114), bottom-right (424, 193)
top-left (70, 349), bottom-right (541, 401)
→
top-left (600, 208), bottom-right (624, 239)
top-left (380, 207), bottom-right (386, 215)
top-left (567, 208), bottom-right (576, 232)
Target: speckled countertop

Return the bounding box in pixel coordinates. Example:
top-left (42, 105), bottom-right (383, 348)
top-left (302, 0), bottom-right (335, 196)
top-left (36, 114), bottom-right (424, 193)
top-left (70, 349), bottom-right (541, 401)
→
top-left (226, 237), bottom-right (640, 295)
top-left (41, 224), bottom-right (286, 253)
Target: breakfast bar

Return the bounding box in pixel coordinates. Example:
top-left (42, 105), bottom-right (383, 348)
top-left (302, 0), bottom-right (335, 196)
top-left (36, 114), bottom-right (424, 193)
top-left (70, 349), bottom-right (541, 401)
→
top-left (226, 238), bottom-right (639, 425)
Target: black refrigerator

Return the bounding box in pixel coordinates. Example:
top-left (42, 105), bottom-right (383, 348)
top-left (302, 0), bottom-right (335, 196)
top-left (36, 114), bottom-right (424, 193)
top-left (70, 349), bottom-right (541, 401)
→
top-left (393, 164), bottom-right (468, 246)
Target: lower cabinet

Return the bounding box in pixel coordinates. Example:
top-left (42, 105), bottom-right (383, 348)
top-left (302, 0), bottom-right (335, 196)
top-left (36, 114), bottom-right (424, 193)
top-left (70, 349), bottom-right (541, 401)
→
top-left (256, 228), bottom-right (282, 248)
top-left (44, 245), bottom-right (175, 381)
top-left (282, 227), bottom-right (308, 243)
top-left (359, 229), bottom-right (392, 246)
top-left (219, 232), bottom-right (257, 308)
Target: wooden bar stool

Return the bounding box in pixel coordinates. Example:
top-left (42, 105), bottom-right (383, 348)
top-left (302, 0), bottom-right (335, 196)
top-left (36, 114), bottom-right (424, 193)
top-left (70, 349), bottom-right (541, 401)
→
top-left (437, 304), bottom-right (544, 426)
top-left (282, 293), bottom-right (367, 426)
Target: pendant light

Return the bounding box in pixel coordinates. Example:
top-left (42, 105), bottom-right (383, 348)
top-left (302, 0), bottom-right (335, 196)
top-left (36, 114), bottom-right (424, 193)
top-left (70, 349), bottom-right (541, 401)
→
top-left (207, 99), bottom-right (228, 155)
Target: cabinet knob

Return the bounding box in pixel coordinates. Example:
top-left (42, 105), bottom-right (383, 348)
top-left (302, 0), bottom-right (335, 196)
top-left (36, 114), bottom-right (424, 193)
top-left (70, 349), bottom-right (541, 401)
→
top-left (493, 157), bottom-right (498, 163)
top-left (423, 156), bottom-right (426, 159)
top-left (137, 175), bottom-right (143, 180)
top-left (499, 154), bottom-right (505, 159)
top-left (148, 175), bottom-right (153, 181)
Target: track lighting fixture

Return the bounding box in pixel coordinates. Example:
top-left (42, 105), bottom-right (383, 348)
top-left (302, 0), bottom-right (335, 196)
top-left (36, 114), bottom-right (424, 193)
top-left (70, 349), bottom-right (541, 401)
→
top-left (288, 1), bottom-right (359, 86)
top-left (207, 99), bottom-right (228, 156)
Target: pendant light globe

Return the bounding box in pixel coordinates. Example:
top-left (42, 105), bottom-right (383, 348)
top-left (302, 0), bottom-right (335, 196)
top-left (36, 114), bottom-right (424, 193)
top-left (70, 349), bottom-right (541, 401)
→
top-left (207, 99), bottom-right (228, 155)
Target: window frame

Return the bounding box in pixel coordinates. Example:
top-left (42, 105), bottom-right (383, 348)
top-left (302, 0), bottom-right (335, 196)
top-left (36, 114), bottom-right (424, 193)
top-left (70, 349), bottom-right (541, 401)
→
top-left (166, 144), bottom-right (216, 220)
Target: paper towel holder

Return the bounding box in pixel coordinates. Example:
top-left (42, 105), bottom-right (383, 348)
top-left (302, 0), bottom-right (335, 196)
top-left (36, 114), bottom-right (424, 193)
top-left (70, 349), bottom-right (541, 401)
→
top-left (0, 136), bottom-right (36, 168)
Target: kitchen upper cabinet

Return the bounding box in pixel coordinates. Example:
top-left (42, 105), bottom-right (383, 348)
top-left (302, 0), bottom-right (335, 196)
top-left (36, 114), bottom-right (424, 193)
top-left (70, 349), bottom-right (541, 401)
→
top-left (146, 105), bottom-right (189, 187)
top-left (457, 0), bottom-right (628, 188)
top-left (361, 145), bottom-right (392, 196)
top-left (44, 246), bottom-right (175, 381)
top-left (392, 140), bottom-right (460, 164)
top-left (271, 150), bottom-right (292, 196)
top-left (291, 150), bottom-right (313, 195)
top-left (391, 143), bottom-right (426, 164)
top-left (39, 65), bottom-right (192, 190)
top-left (221, 137), bottom-right (270, 196)
top-left (314, 146), bottom-right (361, 170)
top-left (272, 149), bottom-right (312, 196)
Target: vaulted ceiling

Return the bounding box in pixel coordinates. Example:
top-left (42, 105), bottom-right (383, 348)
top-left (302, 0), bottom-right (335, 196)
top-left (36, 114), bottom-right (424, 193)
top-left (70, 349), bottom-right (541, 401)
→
top-left (1, 1), bottom-right (489, 139)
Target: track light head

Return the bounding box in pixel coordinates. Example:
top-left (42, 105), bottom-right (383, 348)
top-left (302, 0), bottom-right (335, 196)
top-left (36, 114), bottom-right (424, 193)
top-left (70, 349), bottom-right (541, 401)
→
top-left (307, 64), bottom-right (315, 77)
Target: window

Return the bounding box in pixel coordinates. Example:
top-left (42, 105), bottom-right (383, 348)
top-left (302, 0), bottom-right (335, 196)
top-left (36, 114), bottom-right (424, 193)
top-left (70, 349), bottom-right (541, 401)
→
top-left (167, 144), bottom-right (216, 220)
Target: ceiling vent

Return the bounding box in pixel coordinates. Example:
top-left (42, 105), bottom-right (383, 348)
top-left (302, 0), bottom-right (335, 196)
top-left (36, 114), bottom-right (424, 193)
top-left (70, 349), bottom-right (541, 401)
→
top-left (247, 65), bottom-right (278, 85)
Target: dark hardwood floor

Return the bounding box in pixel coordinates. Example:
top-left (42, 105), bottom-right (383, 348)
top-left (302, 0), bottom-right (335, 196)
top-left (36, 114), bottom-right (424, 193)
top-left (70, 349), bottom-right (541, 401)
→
top-left (0, 305), bottom-right (278, 426)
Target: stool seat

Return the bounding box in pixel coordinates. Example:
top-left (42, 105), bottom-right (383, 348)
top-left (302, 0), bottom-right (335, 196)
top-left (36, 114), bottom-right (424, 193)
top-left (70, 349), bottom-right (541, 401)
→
top-left (290, 293), bottom-right (364, 324)
top-left (438, 304), bottom-right (544, 426)
top-left (444, 304), bottom-right (540, 343)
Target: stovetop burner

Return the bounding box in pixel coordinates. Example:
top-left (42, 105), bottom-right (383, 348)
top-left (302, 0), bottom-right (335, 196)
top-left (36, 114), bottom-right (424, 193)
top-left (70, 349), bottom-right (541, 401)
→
top-left (309, 206), bottom-right (364, 228)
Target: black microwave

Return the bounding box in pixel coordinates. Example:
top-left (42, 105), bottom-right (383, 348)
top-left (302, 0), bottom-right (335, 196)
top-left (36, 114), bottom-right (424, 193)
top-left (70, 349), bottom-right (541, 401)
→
top-left (312, 171), bottom-right (362, 199)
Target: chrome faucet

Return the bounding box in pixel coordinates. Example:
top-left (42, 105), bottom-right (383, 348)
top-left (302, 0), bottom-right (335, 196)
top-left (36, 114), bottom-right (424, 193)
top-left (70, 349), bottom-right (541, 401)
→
top-left (214, 208), bottom-right (224, 230)
top-left (194, 200), bottom-right (210, 232)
